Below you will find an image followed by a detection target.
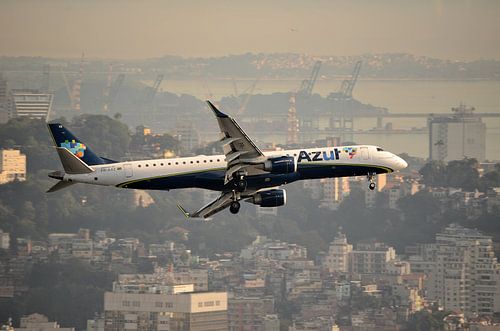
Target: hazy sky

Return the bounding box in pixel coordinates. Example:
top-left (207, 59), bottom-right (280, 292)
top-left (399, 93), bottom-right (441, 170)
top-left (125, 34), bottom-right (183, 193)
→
top-left (0, 0), bottom-right (499, 60)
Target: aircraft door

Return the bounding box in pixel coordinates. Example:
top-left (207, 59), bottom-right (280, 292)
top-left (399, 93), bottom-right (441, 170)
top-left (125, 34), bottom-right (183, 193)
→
top-left (124, 164), bottom-right (133, 178)
top-left (360, 147), bottom-right (370, 160)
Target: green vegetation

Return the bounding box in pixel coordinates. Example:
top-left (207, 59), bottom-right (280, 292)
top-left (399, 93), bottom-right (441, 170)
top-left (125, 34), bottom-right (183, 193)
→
top-left (0, 260), bottom-right (115, 330)
top-left (420, 159), bottom-right (500, 191)
top-left (404, 310), bottom-right (449, 331)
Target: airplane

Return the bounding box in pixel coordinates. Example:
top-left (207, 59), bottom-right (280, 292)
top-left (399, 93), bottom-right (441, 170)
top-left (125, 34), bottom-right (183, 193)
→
top-left (46, 101), bottom-right (408, 219)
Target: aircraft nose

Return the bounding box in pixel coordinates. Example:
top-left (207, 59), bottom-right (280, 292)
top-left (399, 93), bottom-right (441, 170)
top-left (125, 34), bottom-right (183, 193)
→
top-left (395, 156), bottom-right (408, 170)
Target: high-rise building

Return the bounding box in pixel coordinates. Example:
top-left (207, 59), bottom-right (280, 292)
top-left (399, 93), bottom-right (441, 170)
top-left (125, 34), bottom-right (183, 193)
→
top-left (414, 224), bottom-right (500, 316)
top-left (16, 313), bottom-right (75, 331)
top-left (0, 73), bottom-right (8, 124)
top-left (428, 104), bottom-right (486, 162)
top-left (228, 296), bottom-right (277, 331)
top-left (104, 284), bottom-right (228, 331)
top-left (175, 124), bottom-right (200, 154)
top-left (320, 177), bottom-right (350, 210)
top-left (9, 89), bottom-right (53, 120)
top-left (0, 229), bottom-right (10, 250)
top-left (323, 232), bottom-right (353, 273)
top-left (350, 242), bottom-right (396, 275)
top-left (0, 149), bottom-right (26, 184)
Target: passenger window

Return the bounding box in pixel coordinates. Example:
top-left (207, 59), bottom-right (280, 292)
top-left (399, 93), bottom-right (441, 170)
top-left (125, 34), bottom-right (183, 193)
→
top-left (146, 164), bottom-right (149, 167)
top-left (190, 161), bottom-right (193, 164)
top-left (175, 162), bottom-right (178, 165)
top-left (153, 164), bottom-right (156, 166)
top-left (138, 165), bottom-right (141, 168)
top-left (204, 160), bottom-right (207, 163)
top-left (210, 160), bottom-right (213, 162)
top-left (196, 160), bottom-right (199, 163)
top-left (183, 162), bottom-right (186, 164)
top-left (160, 163), bottom-right (164, 166)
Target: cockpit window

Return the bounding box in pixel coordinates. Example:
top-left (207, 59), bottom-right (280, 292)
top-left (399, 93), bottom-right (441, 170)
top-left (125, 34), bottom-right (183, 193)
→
top-left (376, 147), bottom-right (384, 151)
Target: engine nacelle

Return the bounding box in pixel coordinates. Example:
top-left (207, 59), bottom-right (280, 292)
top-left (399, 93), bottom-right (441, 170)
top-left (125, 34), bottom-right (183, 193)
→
top-left (251, 189), bottom-right (287, 207)
top-left (263, 156), bottom-right (296, 174)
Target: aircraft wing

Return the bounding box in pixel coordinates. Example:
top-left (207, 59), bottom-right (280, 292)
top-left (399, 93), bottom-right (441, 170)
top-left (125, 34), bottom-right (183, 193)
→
top-left (206, 101), bottom-right (267, 183)
top-left (177, 191), bottom-right (233, 219)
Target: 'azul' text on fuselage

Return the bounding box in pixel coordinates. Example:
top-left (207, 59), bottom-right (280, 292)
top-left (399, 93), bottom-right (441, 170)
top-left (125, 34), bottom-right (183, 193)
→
top-left (297, 149), bottom-right (342, 163)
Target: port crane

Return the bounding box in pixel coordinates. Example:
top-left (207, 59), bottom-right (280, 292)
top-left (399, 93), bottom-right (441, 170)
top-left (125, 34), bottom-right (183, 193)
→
top-left (102, 63), bottom-right (125, 112)
top-left (338, 60), bottom-right (362, 100)
top-left (298, 60), bottom-right (322, 96)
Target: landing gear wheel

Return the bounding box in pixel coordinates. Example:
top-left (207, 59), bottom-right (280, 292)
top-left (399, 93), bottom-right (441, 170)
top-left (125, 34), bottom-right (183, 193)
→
top-left (229, 201), bottom-right (241, 214)
top-left (367, 172), bottom-right (376, 191)
top-left (235, 179), bottom-right (247, 192)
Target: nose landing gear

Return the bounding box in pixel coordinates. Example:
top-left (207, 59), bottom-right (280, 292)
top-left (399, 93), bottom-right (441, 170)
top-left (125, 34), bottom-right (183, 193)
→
top-left (367, 172), bottom-right (376, 191)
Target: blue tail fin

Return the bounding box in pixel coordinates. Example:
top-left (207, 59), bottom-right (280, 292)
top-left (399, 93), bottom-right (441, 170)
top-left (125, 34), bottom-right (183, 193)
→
top-left (47, 123), bottom-right (116, 166)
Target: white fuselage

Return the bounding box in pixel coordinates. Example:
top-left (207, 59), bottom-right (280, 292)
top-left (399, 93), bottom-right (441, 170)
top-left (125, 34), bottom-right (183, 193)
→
top-left (62, 145), bottom-right (407, 191)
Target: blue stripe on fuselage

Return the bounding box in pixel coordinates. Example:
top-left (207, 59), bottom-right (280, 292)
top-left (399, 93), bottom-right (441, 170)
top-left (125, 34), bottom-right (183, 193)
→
top-left (117, 163), bottom-right (392, 191)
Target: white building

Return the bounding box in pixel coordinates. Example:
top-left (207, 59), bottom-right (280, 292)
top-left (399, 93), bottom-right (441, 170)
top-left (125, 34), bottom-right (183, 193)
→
top-left (350, 242), bottom-right (396, 275)
top-left (323, 232), bottom-right (352, 273)
top-left (16, 313), bottom-right (74, 331)
top-left (103, 284), bottom-right (227, 331)
top-left (428, 104), bottom-right (486, 162)
top-left (9, 89), bottom-right (53, 120)
top-left (0, 229), bottom-right (9, 250)
top-left (414, 224), bottom-right (500, 316)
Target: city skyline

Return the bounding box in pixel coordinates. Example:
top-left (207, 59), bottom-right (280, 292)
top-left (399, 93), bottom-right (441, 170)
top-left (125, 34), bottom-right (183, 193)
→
top-left (1, 0), bottom-right (500, 60)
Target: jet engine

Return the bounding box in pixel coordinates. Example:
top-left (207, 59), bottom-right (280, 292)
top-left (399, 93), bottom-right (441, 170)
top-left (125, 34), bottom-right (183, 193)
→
top-left (249, 189), bottom-right (287, 207)
top-left (263, 156), bottom-right (296, 174)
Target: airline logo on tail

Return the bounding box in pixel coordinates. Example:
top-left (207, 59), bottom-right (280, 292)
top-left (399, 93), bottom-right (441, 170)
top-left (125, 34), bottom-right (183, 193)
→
top-left (60, 139), bottom-right (86, 158)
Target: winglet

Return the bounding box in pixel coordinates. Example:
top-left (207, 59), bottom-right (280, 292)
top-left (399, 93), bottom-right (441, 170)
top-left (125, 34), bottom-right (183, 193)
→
top-left (206, 101), bottom-right (229, 118)
top-left (177, 204), bottom-right (191, 218)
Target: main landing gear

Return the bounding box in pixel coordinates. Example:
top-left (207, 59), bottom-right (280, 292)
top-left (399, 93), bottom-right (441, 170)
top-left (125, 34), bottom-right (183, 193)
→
top-left (367, 172), bottom-right (376, 191)
top-left (235, 175), bottom-right (247, 192)
top-left (230, 174), bottom-right (246, 214)
top-left (230, 201), bottom-right (241, 214)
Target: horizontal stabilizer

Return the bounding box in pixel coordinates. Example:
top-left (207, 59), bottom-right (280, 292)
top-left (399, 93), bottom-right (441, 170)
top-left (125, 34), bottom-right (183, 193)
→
top-left (56, 147), bottom-right (95, 174)
top-left (47, 180), bottom-right (76, 193)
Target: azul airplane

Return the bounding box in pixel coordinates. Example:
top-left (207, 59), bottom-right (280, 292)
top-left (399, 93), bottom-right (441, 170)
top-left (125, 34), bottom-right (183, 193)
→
top-left (47, 101), bottom-right (407, 218)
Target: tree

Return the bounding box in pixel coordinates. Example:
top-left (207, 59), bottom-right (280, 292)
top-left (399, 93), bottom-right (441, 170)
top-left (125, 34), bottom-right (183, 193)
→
top-left (419, 161), bottom-right (447, 187)
top-left (71, 114), bottom-right (131, 160)
top-left (446, 158), bottom-right (479, 191)
top-left (404, 311), bottom-right (447, 331)
top-left (479, 163), bottom-right (500, 191)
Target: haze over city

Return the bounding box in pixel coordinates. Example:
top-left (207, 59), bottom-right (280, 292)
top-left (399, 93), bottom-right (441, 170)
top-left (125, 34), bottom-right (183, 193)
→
top-left (1, 0), bottom-right (500, 60)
